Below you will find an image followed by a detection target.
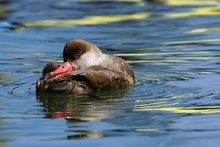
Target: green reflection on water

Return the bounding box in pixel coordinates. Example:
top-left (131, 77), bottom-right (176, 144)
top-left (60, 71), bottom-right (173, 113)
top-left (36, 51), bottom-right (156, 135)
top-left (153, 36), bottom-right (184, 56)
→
top-left (0, 73), bottom-right (10, 84)
top-left (0, 1), bottom-right (9, 18)
top-left (0, 73), bottom-right (7, 80)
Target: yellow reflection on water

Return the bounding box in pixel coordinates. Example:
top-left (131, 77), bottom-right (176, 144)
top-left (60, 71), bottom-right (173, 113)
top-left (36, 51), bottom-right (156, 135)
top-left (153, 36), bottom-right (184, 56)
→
top-left (115, 51), bottom-right (210, 57)
top-left (78, 0), bottom-right (219, 6)
top-left (135, 128), bottom-right (158, 132)
top-left (22, 0), bottom-right (220, 28)
top-left (23, 0), bottom-right (220, 28)
top-left (162, 38), bottom-right (220, 45)
top-left (165, 0), bottom-right (220, 18)
top-left (134, 94), bottom-right (188, 108)
top-left (116, 51), bottom-right (213, 64)
top-left (186, 27), bottom-right (220, 34)
top-left (77, 0), bottom-right (145, 6)
top-left (39, 59), bottom-right (63, 63)
top-left (126, 56), bottom-right (220, 63)
top-left (134, 105), bottom-right (220, 114)
top-left (166, 0), bottom-right (219, 6)
top-left (134, 94), bottom-right (191, 104)
top-left (134, 92), bottom-right (220, 114)
top-left (167, 6), bottom-right (220, 18)
top-left (23, 12), bottom-right (151, 27)
top-left (126, 59), bottom-right (186, 63)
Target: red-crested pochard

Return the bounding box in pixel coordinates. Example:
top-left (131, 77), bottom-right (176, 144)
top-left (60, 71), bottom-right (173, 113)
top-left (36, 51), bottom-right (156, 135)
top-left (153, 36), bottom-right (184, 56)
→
top-left (36, 39), bottom-right (135, 93)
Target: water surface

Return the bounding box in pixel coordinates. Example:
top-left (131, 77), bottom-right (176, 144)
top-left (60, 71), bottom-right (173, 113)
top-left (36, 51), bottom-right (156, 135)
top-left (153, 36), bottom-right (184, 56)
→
top-left (1, 0), bottom-right (220, 146)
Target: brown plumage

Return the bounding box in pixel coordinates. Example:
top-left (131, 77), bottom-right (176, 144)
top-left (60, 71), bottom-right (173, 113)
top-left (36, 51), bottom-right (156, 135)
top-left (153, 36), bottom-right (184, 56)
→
top-left (36, 39), bottom-right (135, 93)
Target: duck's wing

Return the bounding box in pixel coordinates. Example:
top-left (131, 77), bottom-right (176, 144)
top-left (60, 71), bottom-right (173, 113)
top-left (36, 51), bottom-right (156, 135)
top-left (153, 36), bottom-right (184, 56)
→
top-left (36, 65), bottom-right (134, 93)
top-left (68, 65), bottom-right (134, 90)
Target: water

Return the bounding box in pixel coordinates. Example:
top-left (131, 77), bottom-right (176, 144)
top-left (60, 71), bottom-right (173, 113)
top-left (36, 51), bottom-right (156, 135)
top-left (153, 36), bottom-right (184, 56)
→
top-left (1, 0), bottom-right (220, 146)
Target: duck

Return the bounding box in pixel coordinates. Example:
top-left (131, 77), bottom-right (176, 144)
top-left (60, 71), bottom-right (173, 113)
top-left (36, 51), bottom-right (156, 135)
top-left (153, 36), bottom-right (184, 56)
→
top-left (36, 39), bottom-right (135, 93)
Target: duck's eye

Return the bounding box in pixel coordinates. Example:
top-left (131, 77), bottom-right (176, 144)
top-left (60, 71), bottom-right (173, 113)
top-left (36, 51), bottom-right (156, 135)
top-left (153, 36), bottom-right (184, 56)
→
top-left (75, 54), bottom-right (80, 59)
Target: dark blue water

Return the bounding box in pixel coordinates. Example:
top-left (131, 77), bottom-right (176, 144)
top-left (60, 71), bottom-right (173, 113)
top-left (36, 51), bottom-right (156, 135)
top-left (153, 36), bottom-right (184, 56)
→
top-left (1, 0), bottom-right (220, 146)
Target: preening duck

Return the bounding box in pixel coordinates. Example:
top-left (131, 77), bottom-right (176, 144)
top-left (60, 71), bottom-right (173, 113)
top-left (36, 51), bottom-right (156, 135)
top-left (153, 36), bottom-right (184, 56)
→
top-left (36, 39), bottom-right (135, 93)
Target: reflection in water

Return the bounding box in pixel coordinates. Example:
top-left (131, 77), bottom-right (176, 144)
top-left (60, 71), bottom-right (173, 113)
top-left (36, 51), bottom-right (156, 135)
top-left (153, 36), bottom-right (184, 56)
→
top-left (36, 89), bottom-right (131, 139)
top-left (23, 12), bottom-right (151, 27)
top-left (133, 92), bottom-right (220, 114)
top-left (0, 0), bottom-right (9, 20)
top-left (20, 0), bottom-right (220, 29)
top-left (167, 0), bottom-right (219, 6)
top-left (167, 6), bottom-right (220, 18)
top-left (162, 38), bottom-right (220, 45)
top-left (0, 72), bottom-right (9, 143)
top-left (185, 27), bottom-right (220, 34)
top-left (0, 73), bottom-right (8, 83)
top-left (134, 105), bottom-right (220, 114)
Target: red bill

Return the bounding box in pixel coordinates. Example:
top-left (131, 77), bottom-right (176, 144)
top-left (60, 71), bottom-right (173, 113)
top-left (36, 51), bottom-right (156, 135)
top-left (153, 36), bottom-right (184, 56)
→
top-left (50, 62), bottom-right (74, 77)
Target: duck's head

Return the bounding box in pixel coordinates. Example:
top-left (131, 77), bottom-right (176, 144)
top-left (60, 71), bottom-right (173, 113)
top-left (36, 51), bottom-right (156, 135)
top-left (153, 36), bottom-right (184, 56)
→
top-left (50, 39), bottom-right (103, 77)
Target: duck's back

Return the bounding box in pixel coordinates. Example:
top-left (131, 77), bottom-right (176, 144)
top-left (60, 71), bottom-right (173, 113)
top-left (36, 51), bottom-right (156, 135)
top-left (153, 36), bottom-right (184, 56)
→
top-left (99, 54), bottom-right (135, 83)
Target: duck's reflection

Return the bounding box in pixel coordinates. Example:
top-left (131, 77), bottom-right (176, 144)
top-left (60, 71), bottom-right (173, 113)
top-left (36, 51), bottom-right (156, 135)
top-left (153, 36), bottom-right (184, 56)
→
top-left (36, 89), bottom-right (131, 139)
